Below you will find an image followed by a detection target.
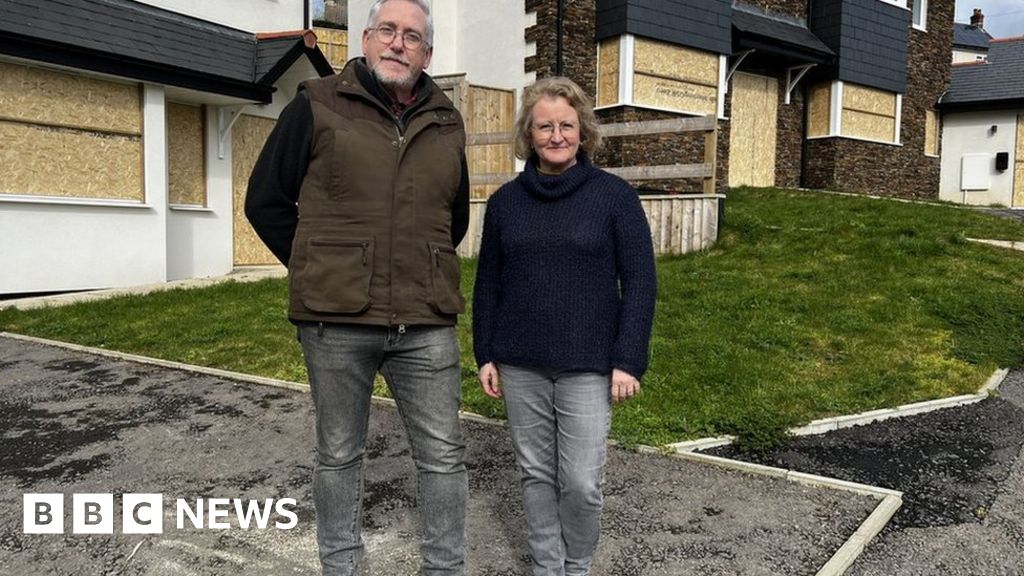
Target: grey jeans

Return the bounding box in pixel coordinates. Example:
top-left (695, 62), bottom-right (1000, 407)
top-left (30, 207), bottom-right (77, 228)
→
top-left (499, 364), bottom-right (612, 576)
top-left (299, 323), bottom-right (467, 576)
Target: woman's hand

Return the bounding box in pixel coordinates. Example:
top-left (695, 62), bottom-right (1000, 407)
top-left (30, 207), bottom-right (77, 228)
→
top-left (611, 368), bottom-right (640, 403)
top-left (479, 362), bottom-right (502, 398)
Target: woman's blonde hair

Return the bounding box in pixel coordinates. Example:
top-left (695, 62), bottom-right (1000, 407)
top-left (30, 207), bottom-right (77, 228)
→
top-left (513, 76), bottom-right (602, 161)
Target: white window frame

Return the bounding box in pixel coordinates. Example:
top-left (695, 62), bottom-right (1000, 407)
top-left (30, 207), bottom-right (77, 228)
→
top-left (878, 0), bottom-right (908, 9)
top-left (912, 0), bottom-right (928, 31)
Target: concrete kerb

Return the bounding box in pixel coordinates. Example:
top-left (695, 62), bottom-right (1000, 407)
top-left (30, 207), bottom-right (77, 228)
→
top-left (966, 238), bottom-right (1024, 253)
top-left (0, 266), bottom-right (287, 311)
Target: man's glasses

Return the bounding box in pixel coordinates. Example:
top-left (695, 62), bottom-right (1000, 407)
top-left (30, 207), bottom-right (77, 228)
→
top-left (371, 25), bottom-right (427, 50)
top-left (532, 122), bottom-right (579, 139)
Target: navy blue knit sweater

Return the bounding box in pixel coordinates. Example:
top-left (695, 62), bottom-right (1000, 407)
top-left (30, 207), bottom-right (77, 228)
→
top-left (472, 153), bottom-right (657, 379)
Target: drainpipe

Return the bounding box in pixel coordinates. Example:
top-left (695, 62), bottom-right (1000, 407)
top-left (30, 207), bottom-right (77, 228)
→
top-left (556, 0), bottom-right (565, 75)
top-left (304, 0), bottom-right (310, 28)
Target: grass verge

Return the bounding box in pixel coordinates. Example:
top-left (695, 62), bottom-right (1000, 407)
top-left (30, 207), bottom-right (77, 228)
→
top-left (3, 188), bottom-right (1024, 449)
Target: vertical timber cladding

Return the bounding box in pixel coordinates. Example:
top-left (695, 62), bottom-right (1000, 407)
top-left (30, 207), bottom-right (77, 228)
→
top-left (728, 73), bottom-right (778, 188)
top-left (841, 84), bottom-right (898, 143)
top-left (1016, 114), bottom-right (1024, 207)
top-left (631, 37), bottom-right (719, 116)
top-left (0, 61), bottom-right (143, 201)
top-left (465, 85), bottom-right (516, 199)
top-left (314, 27), bottom-right (349, 73)
top-left (167, 103), bottom-right (206, 206)
top-left (232, 115), bottom-right (278, 266)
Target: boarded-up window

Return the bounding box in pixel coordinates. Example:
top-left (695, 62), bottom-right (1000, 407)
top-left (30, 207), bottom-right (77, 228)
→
top-left (167, 103), bottom-right (206, 206)
top-left (841, 83), bottom-right (898, 143)
top-left (597, 38), bottom-right (620, 108)
top-left (232, 114), bottom-right (278, 266)
top-left (807, 82), bottom-right (831, 137)
top-left (924, 109), bottom-right (939, 156)
top-left (632, 37), bottom-right (719, 115)
top-left (315, 27), bottom-right (348, 73)
top-left (0, 61), bottom-right (143, 201)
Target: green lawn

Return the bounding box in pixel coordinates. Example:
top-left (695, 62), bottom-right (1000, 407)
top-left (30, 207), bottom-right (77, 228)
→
top-left (3, 188), bottom-right (1024, 449)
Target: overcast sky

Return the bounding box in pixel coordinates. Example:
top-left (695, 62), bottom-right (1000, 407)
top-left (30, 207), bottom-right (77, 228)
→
top-left (954, 1), bottom-right (1023, 37)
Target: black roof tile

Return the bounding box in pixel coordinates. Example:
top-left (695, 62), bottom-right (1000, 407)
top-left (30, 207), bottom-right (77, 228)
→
top-left (953, 23), bottom-right (992, 50)
top-left (942, 38), bottom-right (1024, 108)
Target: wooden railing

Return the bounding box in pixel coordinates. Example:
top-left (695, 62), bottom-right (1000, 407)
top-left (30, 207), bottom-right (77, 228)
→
top-left (457, 115), bottom-right (722, 257)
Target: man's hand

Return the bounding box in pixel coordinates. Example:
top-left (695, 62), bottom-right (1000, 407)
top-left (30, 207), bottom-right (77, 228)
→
top-left (479, 362), bottom-right (501, 398)
top-left (611, 368), bottom-right (640, 403)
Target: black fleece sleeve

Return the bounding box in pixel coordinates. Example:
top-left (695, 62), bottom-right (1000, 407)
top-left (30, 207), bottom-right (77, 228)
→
top-left (244, 91), bottom-right (313, 266)
top-left (450, 153), bottom-right (470, 248)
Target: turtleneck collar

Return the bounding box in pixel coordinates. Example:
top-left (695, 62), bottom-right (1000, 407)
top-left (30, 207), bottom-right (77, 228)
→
top-left (519, 152), bottom-right (598, 201)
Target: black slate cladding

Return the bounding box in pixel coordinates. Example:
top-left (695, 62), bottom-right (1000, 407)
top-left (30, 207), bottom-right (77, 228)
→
top-left (810, 0), bottom-right (909, 93)
top-left (596, 0), bottom-right (732, 55)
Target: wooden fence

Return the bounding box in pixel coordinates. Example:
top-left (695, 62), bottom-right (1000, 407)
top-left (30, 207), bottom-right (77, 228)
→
top-left (457, 115), bottom-right (723, 257)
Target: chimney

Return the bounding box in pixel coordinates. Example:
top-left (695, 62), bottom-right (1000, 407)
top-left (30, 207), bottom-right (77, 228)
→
top-left (971, 8), bottom-right (985, 29)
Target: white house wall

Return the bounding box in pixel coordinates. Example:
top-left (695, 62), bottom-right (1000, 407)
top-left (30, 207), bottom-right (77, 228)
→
top-left (348, 0), bottom-right (529, 93)
top-left (939, 109), bottom-right (1019, 206)
top-left (135, 0), bottom-right (305, 32)
top-left (0, 85), bottom-right (169, 294)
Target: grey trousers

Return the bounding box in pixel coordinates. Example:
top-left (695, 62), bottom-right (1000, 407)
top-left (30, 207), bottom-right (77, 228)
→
top-left (300, 323), bottom-right (467, 576)
top-left (499, 364), bottom-right (612, 576)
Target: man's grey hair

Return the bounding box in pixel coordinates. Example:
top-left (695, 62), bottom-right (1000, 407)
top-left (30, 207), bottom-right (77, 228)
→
top-left (366, 0), bottom-right (434, 47)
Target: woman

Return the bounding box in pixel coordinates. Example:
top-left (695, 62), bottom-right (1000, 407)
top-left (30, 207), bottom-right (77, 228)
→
top-left (472, 77), bottom-right (657, 576)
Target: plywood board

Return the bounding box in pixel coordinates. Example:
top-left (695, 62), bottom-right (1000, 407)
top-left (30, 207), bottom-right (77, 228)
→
top-left (842, 109), bottom-right (896, 143)
top-left (807, 82), bottom-right (831, 137)
top-left (924, 109), bottom-right (938, 156)
top-left (1015, 114), bottom-right (1024, 207)
top-left (0, 120), bottom-right (143, 200)
top-left (0, 61), bottom-right (141, 135)
top-left (633, 73), bottom-right (718, 115)
top-left (232, 115), bottom-right (278, 266)
top-left (598, 38), bottom-right (620, 107)
top-left (729, 73), bottom-right (778, 187)
top-left (633, 37), bottom-right (718, 87)
top-left (167, 103), bottom-right (206, 206)
top-left (842, 84), bottom-right (896, 117)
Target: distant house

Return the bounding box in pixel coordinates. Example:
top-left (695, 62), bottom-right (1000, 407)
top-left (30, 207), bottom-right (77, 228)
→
top-left (476, 0), bottom-right (952, 198)
top-left (0, 0), bottom-right (333, 296)
top-left (952, 9), bottom-right (993, 63)
top-left (938, 37), bottom-right (1024, 207)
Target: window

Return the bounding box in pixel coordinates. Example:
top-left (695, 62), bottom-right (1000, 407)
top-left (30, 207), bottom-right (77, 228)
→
top-left (912, 0), bottom-right (928, 30)
top-left (878, 0), bottom-right (907, 8)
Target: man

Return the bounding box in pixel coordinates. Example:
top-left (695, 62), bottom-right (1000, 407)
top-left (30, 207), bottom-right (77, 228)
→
top-left (245, 1), bottom-right (469, 574)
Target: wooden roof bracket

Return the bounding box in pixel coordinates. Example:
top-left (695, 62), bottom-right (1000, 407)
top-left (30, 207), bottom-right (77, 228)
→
top-left (785, 64), bottom-right (816, 104)
top-left (218, 104), bottom-right (248, 159)
top-left (725, 49), bottom-right (755, 93)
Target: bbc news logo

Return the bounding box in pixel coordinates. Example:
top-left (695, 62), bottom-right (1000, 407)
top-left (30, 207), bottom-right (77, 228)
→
top-left (23, 494), bottom-right (298, 534)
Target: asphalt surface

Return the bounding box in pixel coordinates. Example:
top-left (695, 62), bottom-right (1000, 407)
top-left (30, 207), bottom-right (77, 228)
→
top-left (0, 335), bottom-right (877, 576)
top-left (711, 368), bottom-right (1024, 575)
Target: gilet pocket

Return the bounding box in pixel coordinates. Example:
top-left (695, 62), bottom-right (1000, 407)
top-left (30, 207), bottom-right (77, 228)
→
top-left (429, 242), bottom-right (465, 315)
top-left (298, 238), bottom-right (373, 314)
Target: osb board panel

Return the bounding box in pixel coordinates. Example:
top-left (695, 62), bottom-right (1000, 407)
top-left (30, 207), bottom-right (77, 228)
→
top-left (0, 120), bottom-right (142, 200)
top-left (1015, 115), bottom-right (1024, 207)
top-left (633, 37), bottom-right (718, 87)
top-left (808, 82), bottom-right (831, 137)
top-left (466, 85), bottom-right (514, 200)
top-left (167, 103), bottom-right (206, 206)
top-left (314, 27), bottom-right (348, 71)
top-left (597, 38), bottom-right (620, 107)
top-left (842, 83), bottom-right (896, 117)
top-left (633, 73), bottom-right (717, 116)
top-left (232, 115), bottom-right (278, 266)
top-left (842, 109), bottom-right (896, 143)
top-left (728, 73), bottom-right (777, 188)
top-left (924, 109), bottom-right (938, 156)
top-left (0, 61), bottom-right (141, 135)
